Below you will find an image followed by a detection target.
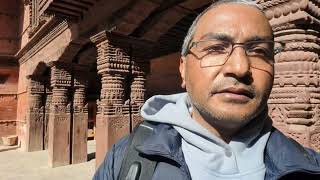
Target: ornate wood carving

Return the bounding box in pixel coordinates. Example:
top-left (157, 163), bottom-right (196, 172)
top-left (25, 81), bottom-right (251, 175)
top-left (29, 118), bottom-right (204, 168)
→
top-left (91, 31), bottom-right (151, 166)
top-left (29, 0), bottom-right (54, 37)
top-left (259, 0), bottom-right (320, 151)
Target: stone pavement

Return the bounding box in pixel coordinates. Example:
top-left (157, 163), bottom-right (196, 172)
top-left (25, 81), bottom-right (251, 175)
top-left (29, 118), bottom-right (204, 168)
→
top-left (0, 140), bottom-right (96, 180)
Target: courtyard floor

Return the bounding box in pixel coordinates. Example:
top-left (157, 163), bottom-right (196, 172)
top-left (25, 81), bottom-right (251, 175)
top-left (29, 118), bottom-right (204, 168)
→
top-left (0, 140), bottom-right (96, 180)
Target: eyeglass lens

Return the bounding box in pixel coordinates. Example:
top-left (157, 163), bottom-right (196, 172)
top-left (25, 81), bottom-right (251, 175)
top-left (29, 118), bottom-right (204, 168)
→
top-left (191, 40), bottom-right (279, 73)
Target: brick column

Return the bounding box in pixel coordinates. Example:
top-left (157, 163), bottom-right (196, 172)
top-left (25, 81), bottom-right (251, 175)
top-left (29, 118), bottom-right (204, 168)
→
top-left (72, 67), bottom-right (89, 164)
top-left (48, 62), bottom-right (72, 167)
top-left (25, 75), bottom-right (45, 152)
top-left (260, 0), bottom-right (320, 151)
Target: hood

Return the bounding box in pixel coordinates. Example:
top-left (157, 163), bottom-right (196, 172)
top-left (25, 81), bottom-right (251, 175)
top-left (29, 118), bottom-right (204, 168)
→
top-left (141, 92), bottom-right (272, 178)
top-left (141, 92), bottom-right (270, 151)
top-left (141, 93), bottom-right (231, 149)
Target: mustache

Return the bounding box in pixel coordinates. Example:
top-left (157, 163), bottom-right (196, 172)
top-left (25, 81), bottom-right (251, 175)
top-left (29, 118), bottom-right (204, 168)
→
top-left (209, 78), bottom-right (256, 97)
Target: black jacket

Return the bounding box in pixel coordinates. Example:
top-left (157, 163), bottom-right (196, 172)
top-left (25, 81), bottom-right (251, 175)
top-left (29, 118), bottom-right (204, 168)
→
top-left (93, 123), bottom-right (320, 180)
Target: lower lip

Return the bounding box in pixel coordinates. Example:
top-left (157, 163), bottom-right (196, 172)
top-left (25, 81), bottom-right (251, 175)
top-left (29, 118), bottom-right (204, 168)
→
top-left (215, 92), bottom-right (251, 103)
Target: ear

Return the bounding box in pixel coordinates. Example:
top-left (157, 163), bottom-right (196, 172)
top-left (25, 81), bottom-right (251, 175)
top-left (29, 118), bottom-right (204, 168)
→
top-left (179, 57), bottom-right (186, 88)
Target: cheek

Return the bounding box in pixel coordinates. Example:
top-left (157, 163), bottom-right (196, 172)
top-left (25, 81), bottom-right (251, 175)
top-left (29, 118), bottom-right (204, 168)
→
top-left (185, 62), bottom-right (206, 95)
top-left (185, 62), bottom-right (218, 94)
top-left (252, 71), bottom-right (273, 97)
top-left (186, 63), bottom-right (221, 103)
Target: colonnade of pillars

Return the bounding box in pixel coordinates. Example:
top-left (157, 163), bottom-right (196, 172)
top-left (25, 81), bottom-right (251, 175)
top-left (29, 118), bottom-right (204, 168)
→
top-left (26, 62), bottom-right (90, 167)
top-left (25, 31), bottom-right (151, 167)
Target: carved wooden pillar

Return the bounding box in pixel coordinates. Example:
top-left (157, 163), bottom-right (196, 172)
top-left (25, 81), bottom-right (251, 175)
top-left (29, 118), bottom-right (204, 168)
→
top-left (72, 67), bottom-right (89, 164)
top-left (91, 32), bottom-right (131, 167)
top-left (48, 62), bottom-right (72, 167)
top-left (44, 92), bottom-right (52, 150)
top-left (260, 0), bottom-right (320, 151)
top-left (91, 31), bottom-right (153, 166)
top-left (130, 55), bottom-right (150, 129)
top-left (25, 75), bottom-right (45, 152)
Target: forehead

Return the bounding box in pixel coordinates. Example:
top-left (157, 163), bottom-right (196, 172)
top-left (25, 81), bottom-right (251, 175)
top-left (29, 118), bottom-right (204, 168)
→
top-left (193, 4), bottom-right (273, 42)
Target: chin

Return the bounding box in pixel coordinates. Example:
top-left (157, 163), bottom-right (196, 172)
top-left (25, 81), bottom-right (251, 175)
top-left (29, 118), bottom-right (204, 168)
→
top-left (207, 104), bottom-right (262, 127)
top-left (213, 111), bottom-right (254, 127)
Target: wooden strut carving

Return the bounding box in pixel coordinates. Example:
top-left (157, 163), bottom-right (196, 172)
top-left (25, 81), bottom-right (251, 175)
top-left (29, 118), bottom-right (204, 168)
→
top-left (91, 31), bottom-right (152, 167)
top-left (258, 0), bottom-right (320, 151)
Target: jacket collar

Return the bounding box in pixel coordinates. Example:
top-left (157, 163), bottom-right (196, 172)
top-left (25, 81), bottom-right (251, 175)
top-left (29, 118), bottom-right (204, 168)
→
top-left (135, 123), bottom-right (320, 178)
top-left (265, 128), bottom-right (320, 179)
top-left (135, 123), bottom-right (185, 165)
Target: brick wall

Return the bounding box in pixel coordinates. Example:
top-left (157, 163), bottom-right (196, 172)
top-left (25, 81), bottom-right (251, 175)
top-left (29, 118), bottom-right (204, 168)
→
top-left (0, 66), bottom-right (18, 137)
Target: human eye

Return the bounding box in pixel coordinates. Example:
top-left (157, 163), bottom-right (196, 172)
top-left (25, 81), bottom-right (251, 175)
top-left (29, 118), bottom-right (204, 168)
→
top-left (200, 41), bottom-right (229, 54)
top-left (246, 42), bottom-right (273, 58)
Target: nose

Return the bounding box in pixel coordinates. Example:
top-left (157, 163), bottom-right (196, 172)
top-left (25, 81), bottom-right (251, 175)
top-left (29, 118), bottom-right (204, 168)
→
top-left (221, 46), bottom-right (252, 78)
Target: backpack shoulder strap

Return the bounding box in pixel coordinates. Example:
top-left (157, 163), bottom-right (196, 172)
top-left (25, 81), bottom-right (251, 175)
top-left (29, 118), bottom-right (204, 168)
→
top-left (118, 121), bottom-right (157, 180)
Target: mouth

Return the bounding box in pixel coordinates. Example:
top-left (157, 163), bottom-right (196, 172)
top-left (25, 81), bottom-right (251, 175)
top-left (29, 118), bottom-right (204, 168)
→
top-left (219, 87), bottom-right (254, 98)
top-left (211, 87), bottom-right (255, 102)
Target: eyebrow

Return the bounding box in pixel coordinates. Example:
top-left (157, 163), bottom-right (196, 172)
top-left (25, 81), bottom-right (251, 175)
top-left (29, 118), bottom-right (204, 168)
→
top-left (198, 32), bottom-right (233, 42)
top-left (246, 36), bottom-right (273, 42)
top-left (198, 33), bottom-right (273, 42)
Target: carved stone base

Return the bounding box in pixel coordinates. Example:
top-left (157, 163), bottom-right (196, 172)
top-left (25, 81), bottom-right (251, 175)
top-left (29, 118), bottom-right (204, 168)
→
top-left (95, 114), bottom-right (130, 167)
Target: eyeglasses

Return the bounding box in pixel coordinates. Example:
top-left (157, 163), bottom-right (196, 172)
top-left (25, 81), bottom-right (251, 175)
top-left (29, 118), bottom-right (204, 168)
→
top-left (187, 39), bottom-right (284, 73)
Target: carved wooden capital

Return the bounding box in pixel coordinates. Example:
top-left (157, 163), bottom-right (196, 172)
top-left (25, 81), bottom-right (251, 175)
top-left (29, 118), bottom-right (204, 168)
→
top-left (49, 61), bottom-right (72, 87)
top-left (90, 31), bottom-right (153, 75)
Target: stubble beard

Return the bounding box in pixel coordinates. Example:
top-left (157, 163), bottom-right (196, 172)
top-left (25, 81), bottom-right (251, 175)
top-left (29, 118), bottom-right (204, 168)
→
top-left (188, 89), bottom-right (270, 135)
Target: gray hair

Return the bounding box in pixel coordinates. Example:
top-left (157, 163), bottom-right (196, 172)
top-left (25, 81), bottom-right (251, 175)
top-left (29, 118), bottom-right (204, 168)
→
top-left (181, 0), bottom-right (263, 57)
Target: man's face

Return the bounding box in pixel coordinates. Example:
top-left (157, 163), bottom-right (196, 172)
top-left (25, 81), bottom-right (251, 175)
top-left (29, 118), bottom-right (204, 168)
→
top-left (180, 4), bottom-right (274, 131)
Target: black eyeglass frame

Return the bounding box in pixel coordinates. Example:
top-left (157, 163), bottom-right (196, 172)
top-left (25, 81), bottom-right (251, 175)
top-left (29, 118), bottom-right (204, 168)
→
top-left (188, 40), bottom-right (283, 59)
